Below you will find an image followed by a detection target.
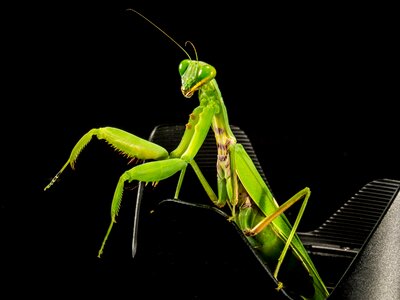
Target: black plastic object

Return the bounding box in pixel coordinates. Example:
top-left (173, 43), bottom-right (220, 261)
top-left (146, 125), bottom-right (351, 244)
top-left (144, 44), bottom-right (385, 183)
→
top-left (298, 178), bottom-right (400, 291)
top-left (133, 124), bottom-right (399, 299)
top-left (328, 179), bottom-right (400, 299)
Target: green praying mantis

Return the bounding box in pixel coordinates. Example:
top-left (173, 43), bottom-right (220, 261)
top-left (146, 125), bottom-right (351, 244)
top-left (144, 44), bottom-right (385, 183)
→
top-left (44, 9), bottom-right (330, 300)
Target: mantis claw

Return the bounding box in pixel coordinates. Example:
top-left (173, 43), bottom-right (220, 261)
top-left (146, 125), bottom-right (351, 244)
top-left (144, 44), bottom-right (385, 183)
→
top-left (275, 281), bottom-right (284, 291)
top-left (243, 229), bottom-right (255, 236)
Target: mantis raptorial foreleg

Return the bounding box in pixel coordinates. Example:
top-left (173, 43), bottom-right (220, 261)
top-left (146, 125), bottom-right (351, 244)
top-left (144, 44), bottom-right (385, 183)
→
top-left (98, 158), bottom-right (188, 257)
top-left (44, 127), bottom-right (169, 191)
top-left (43, 126), bottom-right (191, 257)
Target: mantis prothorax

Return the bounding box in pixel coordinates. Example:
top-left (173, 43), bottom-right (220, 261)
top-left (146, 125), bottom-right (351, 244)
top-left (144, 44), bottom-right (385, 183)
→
top-left (44, 9), bottom-right (329, 300)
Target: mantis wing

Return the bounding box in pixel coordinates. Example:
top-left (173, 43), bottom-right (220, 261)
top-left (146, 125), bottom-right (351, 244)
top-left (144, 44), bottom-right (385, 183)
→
top-left (233, 143), bottom-right (329, 299)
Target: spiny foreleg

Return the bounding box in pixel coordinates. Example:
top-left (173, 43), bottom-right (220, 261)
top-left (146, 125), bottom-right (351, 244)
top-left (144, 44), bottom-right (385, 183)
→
top-left (44, 127), bottom-right (169, 190)
top-left (98, 158), bottom-right (188, 257)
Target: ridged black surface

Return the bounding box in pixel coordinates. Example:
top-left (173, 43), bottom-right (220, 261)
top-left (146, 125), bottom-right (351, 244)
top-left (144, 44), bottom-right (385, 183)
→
top-left (299, 178), bottom-right (400, 252)
top-left (328, 184), bottom-right (400, 299)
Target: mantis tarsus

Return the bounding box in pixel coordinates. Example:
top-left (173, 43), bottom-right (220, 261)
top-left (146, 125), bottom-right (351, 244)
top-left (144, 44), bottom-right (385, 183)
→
top-left (44, 9), bottom-right (330, 300)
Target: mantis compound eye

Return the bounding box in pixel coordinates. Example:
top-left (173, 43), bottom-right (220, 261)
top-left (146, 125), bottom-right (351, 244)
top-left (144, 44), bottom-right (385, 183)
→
top-left (196, 64), bottom-right (216, 82)
top-left (178, 59), bottom-right (190, 76)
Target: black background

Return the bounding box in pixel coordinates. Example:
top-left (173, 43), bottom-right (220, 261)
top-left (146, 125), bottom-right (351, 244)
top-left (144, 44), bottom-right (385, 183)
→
top-left (3, 1), bottom-right (398, 298)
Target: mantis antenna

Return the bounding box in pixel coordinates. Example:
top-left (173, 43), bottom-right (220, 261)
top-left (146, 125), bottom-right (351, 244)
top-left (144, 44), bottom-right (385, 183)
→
top-left (126, 9), bottom-right (200, 258)
top-left (126, 8), bottom-right (194, 60)
top-left (185, 40), bottom-right (199, 62)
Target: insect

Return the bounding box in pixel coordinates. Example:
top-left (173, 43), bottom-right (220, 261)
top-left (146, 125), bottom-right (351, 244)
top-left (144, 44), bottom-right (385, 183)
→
top-left (44, 9), bottom-right (329, 300)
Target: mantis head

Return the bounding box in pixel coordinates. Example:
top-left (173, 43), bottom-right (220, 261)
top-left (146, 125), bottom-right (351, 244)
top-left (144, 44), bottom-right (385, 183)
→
top-left (179, 59), bottom-right (217, 98)
top-left (125, 10), bottom-right (215, 99)
top-left (125, 10), bottom-right (216, 99)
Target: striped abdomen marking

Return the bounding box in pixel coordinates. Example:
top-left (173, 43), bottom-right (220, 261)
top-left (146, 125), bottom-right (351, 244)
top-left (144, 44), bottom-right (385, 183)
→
top-left (214, 125), bottom-right (234, 178)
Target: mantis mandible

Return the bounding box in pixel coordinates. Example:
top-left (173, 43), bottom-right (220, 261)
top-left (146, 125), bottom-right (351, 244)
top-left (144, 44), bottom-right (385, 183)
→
top-left (44, 9), bottom-right (329, 300)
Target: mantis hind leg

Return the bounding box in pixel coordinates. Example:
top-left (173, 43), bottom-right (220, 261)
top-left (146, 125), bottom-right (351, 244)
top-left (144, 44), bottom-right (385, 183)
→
top-left (245, 188), bottom-right (311, 280)
top-left (233, 144), bottom-right (311, 284)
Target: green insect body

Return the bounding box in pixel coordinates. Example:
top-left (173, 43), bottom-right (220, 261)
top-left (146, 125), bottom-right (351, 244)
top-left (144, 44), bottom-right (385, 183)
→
top-left (45, 10), bottom-right (329, 300)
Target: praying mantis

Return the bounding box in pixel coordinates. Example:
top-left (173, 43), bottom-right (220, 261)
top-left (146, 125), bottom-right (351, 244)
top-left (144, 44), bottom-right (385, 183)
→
top-left (44, 9), bottom-right (330, 300)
